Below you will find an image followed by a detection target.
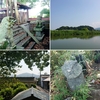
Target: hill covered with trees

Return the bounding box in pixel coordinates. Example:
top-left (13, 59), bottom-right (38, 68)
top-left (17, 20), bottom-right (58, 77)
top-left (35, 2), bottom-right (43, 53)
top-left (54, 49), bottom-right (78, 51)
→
top-left (51, 25), bottom-right (100, 40)
top-left (56, 25), bottom-right (94, 31)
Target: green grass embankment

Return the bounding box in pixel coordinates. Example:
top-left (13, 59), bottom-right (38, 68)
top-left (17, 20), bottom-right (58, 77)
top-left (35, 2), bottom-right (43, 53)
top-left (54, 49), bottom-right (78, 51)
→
top-left (51, 30), bottom-right (100, 40)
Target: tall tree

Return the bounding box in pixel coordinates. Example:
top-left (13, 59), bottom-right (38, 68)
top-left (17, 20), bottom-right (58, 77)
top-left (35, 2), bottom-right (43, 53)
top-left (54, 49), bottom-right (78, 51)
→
top-left (15, 0), bottom-right (39, 23)
top-left (4, 0), bottom-right (49, 23)
top-left (14, 0), bottom-right (20, 24)
top-left (0, 51), bottom-right (50, 77)
top-left (35, 52), bottom-right (49, 86)
top-left (9, 0), bottom-right (14, 16)
top-left (40, 8), bottom-right (49, 17)
top-left (41, 0), bottom-right (50, 7)
top-left (5, 0), bottom-right (9, 16)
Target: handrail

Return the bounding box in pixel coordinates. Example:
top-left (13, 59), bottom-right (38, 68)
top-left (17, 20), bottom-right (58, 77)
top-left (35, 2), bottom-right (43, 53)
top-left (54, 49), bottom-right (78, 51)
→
top-left (20, 24), bottom-right (40, 44)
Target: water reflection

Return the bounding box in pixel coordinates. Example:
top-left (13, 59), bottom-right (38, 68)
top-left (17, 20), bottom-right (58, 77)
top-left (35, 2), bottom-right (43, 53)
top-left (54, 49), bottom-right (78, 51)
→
top-left (51, 32), bottom-right (100, 40)
top-left (51, 36), bottom-right (100, 49)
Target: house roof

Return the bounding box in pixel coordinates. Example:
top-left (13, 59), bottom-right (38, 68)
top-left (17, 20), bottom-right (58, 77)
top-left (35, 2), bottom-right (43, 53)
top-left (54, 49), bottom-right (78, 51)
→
top-left (43, 77), bottom-right (50, 81)
top-left (0, 2), bottom-right (31, 12)
top-left (11, 87), bottom-right (49, 100)
top-left (17, 2), bottom-right (31, 9)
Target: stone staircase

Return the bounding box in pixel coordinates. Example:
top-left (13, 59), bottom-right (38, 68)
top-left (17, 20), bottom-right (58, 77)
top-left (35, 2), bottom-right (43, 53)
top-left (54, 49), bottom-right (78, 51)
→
top-left (13, 23), bottom-right (36, 49)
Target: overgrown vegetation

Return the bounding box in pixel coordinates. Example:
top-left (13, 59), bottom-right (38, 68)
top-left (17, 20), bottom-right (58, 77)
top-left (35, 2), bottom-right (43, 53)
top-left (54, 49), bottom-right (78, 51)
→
top-left (0, 78), bottom-right (27, 100)
top-left (51, 51), bottom-right (76, 100)
top-left (51, 30), bottom-right (100, 40)
top-left (51, 68), bottom-right (70, 100)
top-left (0, 41), bottom-right (8, 49)
top-left (72, 84), bottom-right (91, 100)
top-left (51, 50), bottom-right (100, 100)
top-left (31, 84), bottom-right (36, 88)
top-left (51, 67), bottom-right (91, 100)
top-left (56, 25), bottom-right (94, 31)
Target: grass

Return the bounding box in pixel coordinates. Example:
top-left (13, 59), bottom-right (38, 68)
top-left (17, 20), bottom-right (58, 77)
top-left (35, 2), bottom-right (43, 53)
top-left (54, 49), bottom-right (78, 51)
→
top-left (51, 67), bottom-right (92, 100)
top-left (51, 68), bottom-right (70, 100)
top-left (51, 30), bottom-right (100, 40)
top-left (72, 84), bottom-right (91, 100)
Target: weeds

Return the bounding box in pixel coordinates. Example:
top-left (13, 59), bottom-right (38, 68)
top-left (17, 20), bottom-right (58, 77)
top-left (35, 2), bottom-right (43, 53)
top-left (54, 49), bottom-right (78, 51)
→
top-left (51, 68), bottom-right (70, 100)
top-left (51, 30), bottom-right (100, 40)
top-left (72, 84), bottom-right (91, 100)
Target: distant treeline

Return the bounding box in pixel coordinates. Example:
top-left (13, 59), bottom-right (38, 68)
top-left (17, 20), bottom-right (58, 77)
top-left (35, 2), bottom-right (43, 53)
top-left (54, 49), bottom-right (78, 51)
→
top-left (51, 30), bottom-right (100, 40)
top-left (56, 25), bottom-right (94, 31)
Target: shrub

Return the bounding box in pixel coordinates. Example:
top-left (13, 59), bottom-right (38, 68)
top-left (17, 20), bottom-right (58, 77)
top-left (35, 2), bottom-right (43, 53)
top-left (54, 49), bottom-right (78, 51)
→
top-left (31, 84), bottom-right (36, 88)
top-left (0, 41), bottom-right (8, 49)
top-left (51, 68), bottom-right (70, 100)
top-left (0, 78), bottom-right (27, 100)
top-left (72, 84), bottom-right (91, 100)
top-left (0, 88), bottom-right (13, 100)
top-left (0, 96), bottom-right (4, 100)
top-left (25, 84), bottom-right (29, 88)
top-left (14, 86), bottom-right (27, 96)
top-left (11, 82), bottom-right (26, 90)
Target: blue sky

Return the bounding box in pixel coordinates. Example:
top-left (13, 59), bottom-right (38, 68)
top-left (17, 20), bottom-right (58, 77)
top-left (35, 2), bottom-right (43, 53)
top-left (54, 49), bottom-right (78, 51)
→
top-left (51, 0), bottom-right (100, 30)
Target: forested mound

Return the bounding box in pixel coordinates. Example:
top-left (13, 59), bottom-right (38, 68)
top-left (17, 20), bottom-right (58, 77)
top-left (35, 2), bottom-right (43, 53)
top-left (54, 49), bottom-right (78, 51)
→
top-left (56, 25), bottom-right (94, 31)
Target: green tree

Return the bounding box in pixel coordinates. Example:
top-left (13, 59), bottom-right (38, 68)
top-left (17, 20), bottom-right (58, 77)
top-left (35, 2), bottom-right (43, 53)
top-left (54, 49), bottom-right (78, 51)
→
top-left (0, 51), bottom-right (49, 77)
top-left (0, 78), bottom-right (27, 100)
top-left (40, 8), bottom-right (49, 17)
top-left (35, 52), bottom-right (49, 86)
top-left (17, 0), bottom-right (50, 7)
top-left (82, 28), bottom-right (89, 31)
top-left (41, 0), bottom-right (50, 7)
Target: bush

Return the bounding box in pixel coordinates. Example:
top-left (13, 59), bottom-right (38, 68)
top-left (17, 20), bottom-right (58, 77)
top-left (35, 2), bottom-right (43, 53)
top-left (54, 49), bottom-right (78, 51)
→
top-left (14, 86), bottom-right (27, 96)
top-left (25, 84), bottom-right (29, 88)
top-left (0, 88), bottom-right (13, 100)
top-left (0, 96), bottom-right (4, 100)
top-left (0, 41), bottom-right (8, 49)
top-left (0, 79), bottom-right (28, 100)
top-left (11, 82), bottom-right (26, 90)
top-left (31, 84), bottom-right (36, 88)
top-left (51, 68), bottom-right (70, 100)
top-left (72, 84), bottom-right (91, 100)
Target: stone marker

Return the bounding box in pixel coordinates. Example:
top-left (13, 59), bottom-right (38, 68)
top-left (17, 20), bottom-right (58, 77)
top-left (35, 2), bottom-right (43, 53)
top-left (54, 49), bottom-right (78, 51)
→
top-left (34, 15), bottom-right (45, 41)
top-left (61, 60), bottom-right (85, 91)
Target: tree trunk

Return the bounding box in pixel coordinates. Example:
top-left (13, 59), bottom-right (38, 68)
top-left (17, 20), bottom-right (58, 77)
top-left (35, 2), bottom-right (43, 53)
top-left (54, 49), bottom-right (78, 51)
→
top-left (9, 0), bottom-right (14, 16)
top-left (14, 0), bottom-right (20, 24)
top-left (6, 0), bottom-right (9, 16)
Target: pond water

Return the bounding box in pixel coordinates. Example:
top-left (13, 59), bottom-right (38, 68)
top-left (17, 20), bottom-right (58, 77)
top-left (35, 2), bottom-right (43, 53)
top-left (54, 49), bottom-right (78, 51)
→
top-left (51, 36), bottom-right (100, 49)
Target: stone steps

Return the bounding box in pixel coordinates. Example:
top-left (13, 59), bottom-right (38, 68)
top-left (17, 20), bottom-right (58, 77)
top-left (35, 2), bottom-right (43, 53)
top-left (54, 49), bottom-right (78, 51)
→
top-left (13, 24), bottom-right (36, 49)
top-left (12, 23), bottom-right (49, 49)
top-left (17, 36), bottom-right (31, 47)
top-left (14, 32), bottom-right (27, 44)
top-left (25, 41), bottom-right (35, 49)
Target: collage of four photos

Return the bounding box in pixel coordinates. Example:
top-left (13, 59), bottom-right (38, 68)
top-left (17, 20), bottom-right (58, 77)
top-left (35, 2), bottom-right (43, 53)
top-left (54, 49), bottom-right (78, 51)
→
top-left (0, 0), bottom-right (100, 100)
